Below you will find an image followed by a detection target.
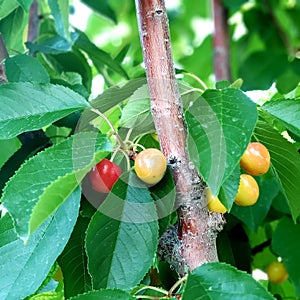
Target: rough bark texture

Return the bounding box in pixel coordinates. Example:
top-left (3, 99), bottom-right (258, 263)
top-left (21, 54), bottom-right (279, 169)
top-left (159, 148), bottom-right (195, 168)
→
top-left (135, 0), bottom-right (224, 274)
top-left (212, 0), bottom-right (231, 81)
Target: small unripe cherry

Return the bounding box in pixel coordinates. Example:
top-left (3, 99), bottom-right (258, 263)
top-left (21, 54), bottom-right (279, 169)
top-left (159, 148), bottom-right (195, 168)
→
top-left (134, 148), bottom-right (167, 185)
top-left (240, 142), bottom-right (270, 176)
top-left (89, 158), bottom-right (122, 193)
top-left (266, 261), bottom-right (288, 284)
top-left (206, 188), bottom-right (227, 214)
top-left (53, 267), bottom-right (63, 282)
top-left (234, 174), bottom-right (259, 206)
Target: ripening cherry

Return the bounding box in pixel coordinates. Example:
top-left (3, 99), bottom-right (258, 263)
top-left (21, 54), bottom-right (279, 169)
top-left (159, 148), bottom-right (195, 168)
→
top-left (134, 148), bottom-right (167, 185)
top-left (206, 188), bottom-right (227, 214)
top-left (266, 261), bottom-right (288, 284)
top-left (234, 174), bottom-right (259, 206)
top-left (240, 142), bottom-right (270, 176)
top-left (89, 158), bottom-right (122, 193)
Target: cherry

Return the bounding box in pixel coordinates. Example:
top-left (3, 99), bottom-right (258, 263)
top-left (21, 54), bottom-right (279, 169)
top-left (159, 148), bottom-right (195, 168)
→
top-left (134, 148), bottom-right (167, 185)
top-left (206, 188), bottom-right (227, 214)
top-left (266, 261), bottom-right (288, 284)
top-left (240, 142), bottom-right (270, 176)
top-left (53, 267), bottom-right (63, 282)
top-left (89, 158), bottom-right (122, 193)
top-left (234, 174), bottom-right (259, 206)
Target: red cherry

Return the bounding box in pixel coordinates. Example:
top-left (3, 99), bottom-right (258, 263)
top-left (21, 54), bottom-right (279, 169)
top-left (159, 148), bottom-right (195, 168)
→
top-left (89, 158), bottom-right (122, 193)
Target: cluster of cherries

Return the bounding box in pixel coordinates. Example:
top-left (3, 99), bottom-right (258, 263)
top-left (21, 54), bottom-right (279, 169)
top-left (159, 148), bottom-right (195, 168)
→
top-left (88, 140), bottom-right (288, 285)
top-left (206, 142), bottom-right (271, 214)
top-left (89, 141), bottom-right (271, 209)
top-left (89, 148), bottom-right (167, 193)
top-left (205, 142), bottom-right (289, 284)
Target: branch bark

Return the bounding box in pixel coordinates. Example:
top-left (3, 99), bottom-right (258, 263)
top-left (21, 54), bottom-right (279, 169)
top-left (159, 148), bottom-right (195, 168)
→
top-left (135, 0), bottom-right (224, 274)
top-left (0, 34), bottom-right (8, 84)
top-left (28, 0), bottom-right (39, 51)
top-left (212, 0), bottom-right (231, 81)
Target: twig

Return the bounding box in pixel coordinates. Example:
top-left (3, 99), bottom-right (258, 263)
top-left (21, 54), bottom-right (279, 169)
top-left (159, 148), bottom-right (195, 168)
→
top-left (28, 0), bottom-right (39, 55)
top-left (0, 34), bottom-right (8, 84)
top-left (212, 0), bottom-right (232, 81)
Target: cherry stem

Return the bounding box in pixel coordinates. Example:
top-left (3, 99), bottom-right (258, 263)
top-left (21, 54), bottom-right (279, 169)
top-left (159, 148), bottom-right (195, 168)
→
top-left (111, 147), bottom-right (131, 171)
top-left (125, 128), bottom-right (133, 141)
top-left (134, 285), bottom-right (168, 297)
top-left (182, 72), bottom-right (208, 90)
top-left (90, 107), bottom-right (126, 149)
top-left (168, 274), bottom-right (187, 297)
top-left (181, 88), bottom-right (204, 96)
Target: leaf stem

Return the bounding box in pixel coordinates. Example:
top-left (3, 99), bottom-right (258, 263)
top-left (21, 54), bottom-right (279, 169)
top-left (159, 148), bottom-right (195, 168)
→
top-left (182, 72), bottom-right (207, 90)
top-left (134, 285), bottom-right (168, 297)
top-left (90, 107), bottom-right (126, 148)
top-left (168, 274), bottom-right (187, 297)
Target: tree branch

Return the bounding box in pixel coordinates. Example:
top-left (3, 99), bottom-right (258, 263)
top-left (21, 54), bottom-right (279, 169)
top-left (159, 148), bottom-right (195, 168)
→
top-left (28, 0), bottom-right (39, 46)
top-left (0, 34), bottom-right (8, 84)
top-left (212, 0), bottom-right (231, 81)
top-left (135, 0), bottom-right (225, 274)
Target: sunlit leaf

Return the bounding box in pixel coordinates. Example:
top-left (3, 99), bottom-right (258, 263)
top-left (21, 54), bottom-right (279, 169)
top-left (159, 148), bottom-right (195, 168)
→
top-left (85, 171), bottom-right (158, 290)
top-left (0, 82), bottom-right (89, 139)
top-left (185, 88), bottom-right (257, 196)
top-left (182, 262), bottom-right (275, 300)
top-left (0, 188), bottom-right (81, 300)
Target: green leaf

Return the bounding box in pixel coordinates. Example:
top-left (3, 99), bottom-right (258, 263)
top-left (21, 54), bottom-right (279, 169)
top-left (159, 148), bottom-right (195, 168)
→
top-left (262, 98), bottom-right (300, 137)
top-left (0, 188), bottom-right (81, 300)
top-left (0, 137), bottom-right (21, 168)
top-left (69, 289), bottom-right (135, 300)
top-left (218, 165), bottom-right (240, 211)
top-left (48, 0), bottom-right (70, 40)
top-left (223, 0), bottom-right (248, 12)
top-left (0, 0), bottom-right (19, 20)
top-left (272, 217), bottom-right (300, 295)
top-left (0, 82), bottom-right (89, 139)
top-left (77, 79), bottom-right (146, 133)
top-left (16, 0), bottom-right (33, 11)
top-left (185, 88), bottom-right (258, 196)
top-left (254, 119), bottom-right (300, 221)
top-left (150, 168), bottom-right (176, 233)
top-left (74, 30), bottom-right (128, 79)
top-left (45, 48), bottom-right (93, 91)
top-left (91, 78), bottom-right (147, 112)
top-left (58, 216), bottom-right (92, 298)
top-left (276, 69), bottom-right (300, 94)
top-left (80, 0), bottom-right (117, 23)
top-left (5, 54), bottom-right (50, 83)
top-left (217, 223), bottom-right (252, 273)
top-left (85, 171), bottom-right (159, 290)
top-left (238, 51), bottom-right (288, 91)
top-left (231, 177), bottom-right (279, 231)
top-left (26, 34), bottom-right (76, 54)
top-left (182, 262), bottom-right (275, 300)
top-left (0, 5), bottom-right (27, 53)
top-left (1, 132), bottom-right (110, 240)
top-left (119, 85), bottom-right (155, 134)
top-left (29, 291), bottom-right (64, 300)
